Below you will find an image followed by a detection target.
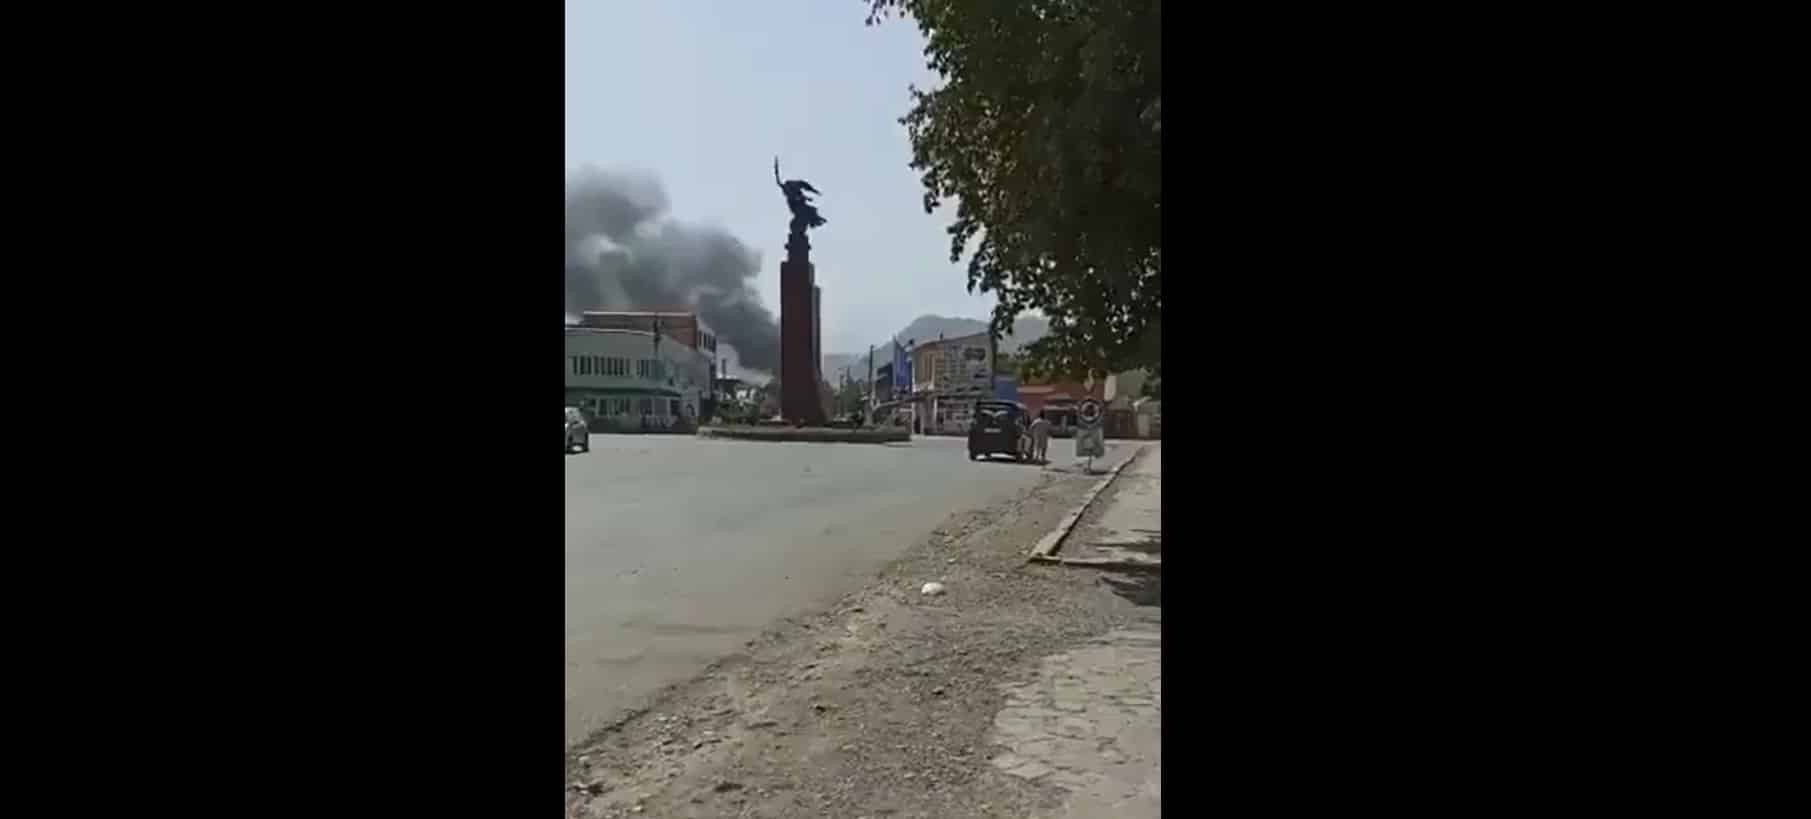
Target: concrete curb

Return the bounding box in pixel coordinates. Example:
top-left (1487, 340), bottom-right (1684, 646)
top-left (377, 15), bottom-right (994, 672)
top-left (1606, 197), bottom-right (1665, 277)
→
top-left (1027, 553), bottom-right (1162, 572)
top-left (1027, 444), bottom-right (1148, 561)
top-left (698, 426), bottom-right (911, 444)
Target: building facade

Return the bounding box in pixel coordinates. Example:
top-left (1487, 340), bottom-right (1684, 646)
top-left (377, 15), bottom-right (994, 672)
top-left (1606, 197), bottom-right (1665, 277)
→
top-left (565, 311), bottom-right (719, 428)
top-left (1018, 379), bottom-right (1103, 437)
top-left (575, 311), bottom-right (720, 355)
top-left (909, 332), bottom-right (995, 434)
top-left (874, 362), bottom-right (894, 405)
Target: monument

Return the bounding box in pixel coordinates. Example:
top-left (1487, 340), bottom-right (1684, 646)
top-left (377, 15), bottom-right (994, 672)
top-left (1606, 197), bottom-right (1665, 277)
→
top-left (775, 157), bottom-right (828, 426)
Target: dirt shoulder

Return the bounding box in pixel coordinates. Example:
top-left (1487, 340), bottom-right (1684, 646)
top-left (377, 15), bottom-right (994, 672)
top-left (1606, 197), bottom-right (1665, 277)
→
top-left (565, 451), bottom-right (1156, 819)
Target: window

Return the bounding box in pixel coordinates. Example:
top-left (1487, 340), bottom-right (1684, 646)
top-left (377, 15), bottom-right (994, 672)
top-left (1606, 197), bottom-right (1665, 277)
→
top-left (585, 356), bottom-right (629, 378)
top-left (594, 356), bottom-right (627, 377)
top-left (669, 399), bottom-right (681, 416)
top-left (638, 397), bottom-right (653, 415)
top-left (571, 356), bottom-right (580, 375)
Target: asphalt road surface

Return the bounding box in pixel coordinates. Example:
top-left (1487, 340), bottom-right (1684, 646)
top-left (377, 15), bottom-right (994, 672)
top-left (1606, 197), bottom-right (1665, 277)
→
top-left (564, 433), bottom-right (1088, 745)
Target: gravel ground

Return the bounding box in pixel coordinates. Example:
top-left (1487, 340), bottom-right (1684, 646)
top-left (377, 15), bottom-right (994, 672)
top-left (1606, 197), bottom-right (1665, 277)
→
top-left (563, 454), bottom-right (1157, 819)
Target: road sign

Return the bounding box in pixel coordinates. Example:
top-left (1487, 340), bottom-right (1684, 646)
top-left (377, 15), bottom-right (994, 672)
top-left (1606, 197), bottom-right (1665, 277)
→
top-left (1077, 398), bottom-right (1104, 428)
top-left (1075, 425), bottom-right (1106, 459)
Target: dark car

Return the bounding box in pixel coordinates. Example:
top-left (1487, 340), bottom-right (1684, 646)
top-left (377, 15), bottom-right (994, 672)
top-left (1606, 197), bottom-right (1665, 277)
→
top-left (968, 400), bottom-right (1029, 461)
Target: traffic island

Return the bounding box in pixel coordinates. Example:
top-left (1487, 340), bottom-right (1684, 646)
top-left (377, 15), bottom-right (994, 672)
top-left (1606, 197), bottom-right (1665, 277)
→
top-left (698, 425), bottom-right (910, 444)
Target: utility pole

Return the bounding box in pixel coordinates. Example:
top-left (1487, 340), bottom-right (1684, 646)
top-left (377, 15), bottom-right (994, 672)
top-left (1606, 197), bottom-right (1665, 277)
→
top-left (987, 329), bottom-right (998, 400)
top-left (867, 345), bottom-right (875, 413)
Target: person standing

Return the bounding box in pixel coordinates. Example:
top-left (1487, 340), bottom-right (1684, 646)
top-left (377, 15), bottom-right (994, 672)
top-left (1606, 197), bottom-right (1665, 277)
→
top-left (1029, 410), bottom-right (1053, 464)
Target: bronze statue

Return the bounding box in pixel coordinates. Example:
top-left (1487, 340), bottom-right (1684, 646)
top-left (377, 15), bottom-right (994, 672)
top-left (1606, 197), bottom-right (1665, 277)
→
top-left (774, 157), bottom-right (827, 232)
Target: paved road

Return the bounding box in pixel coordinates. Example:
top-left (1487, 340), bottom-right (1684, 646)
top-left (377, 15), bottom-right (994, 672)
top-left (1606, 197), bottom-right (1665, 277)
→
top-left (564, 434), bottom-right (1101, 745)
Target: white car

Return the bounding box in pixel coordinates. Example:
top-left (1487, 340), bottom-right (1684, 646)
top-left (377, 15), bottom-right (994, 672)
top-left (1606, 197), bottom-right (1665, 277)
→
top-left (565, 407), bottom-right (590, 454)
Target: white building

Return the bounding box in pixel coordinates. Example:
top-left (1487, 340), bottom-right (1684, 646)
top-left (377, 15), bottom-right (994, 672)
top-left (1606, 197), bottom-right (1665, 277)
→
top-left (564, 325), bottom-right (715, 428)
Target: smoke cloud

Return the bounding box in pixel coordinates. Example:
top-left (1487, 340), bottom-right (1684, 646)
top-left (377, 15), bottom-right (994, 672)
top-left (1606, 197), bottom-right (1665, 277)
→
top-left (565, 167), bottom-right (780, 373)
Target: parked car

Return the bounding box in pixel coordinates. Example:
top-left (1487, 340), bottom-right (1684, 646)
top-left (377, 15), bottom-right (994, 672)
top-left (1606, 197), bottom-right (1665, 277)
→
top-left (565, 407), bottom-right (590, 453)
top-left (968, 400), bottom-right (1029, 461)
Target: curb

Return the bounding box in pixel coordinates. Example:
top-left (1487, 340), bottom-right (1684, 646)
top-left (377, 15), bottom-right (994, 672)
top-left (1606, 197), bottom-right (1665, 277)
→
top-left (1029, 554), bottom-right (1162, 572)
top-left (1027, 443), bottom-right (1148, 561)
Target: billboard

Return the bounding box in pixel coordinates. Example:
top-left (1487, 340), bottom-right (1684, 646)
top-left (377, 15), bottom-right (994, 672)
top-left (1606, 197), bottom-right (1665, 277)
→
top-left (933, 336), bottom-right (993, 397)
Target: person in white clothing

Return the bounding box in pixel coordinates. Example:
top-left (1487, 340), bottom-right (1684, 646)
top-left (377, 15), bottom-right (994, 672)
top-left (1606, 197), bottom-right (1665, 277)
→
top-left (1029, 410), bottom-right (1052, 464)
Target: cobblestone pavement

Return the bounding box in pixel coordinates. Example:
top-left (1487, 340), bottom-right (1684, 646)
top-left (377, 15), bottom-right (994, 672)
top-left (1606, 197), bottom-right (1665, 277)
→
top-left (989, 623), bottom-right (1161, 819)
top-left (1065, 444), bottom-right (1161, 567)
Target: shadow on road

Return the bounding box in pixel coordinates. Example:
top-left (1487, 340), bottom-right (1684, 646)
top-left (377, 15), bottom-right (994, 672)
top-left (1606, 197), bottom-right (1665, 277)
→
top-left (973, 456), bottom-right (1048, 467)
top-left (1114, 535), bottom-right (1162, 555)
top-left (1100, 572), bottom-right (1161, 607)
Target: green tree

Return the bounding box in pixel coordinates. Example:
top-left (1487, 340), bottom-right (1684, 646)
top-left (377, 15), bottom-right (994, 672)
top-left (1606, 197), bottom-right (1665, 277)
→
top-left (835, 376), bottom-right (865, 416)
top-left (867, 0), bottom-right (1160, 385)
top-left (993, 351), bottom-right (1018, 378)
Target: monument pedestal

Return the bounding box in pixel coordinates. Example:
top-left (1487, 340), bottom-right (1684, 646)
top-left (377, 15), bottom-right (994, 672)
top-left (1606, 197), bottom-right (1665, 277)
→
top-left (780, 231), bottom-right (824, 425)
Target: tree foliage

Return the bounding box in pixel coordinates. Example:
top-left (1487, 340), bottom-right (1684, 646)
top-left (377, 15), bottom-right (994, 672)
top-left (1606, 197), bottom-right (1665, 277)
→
top-left (993, 351), bottom-right (1021, 378)
top-left (835, 375), bottom-right (866, 411)
top-left (867, 0), bottom-right (1160, 384)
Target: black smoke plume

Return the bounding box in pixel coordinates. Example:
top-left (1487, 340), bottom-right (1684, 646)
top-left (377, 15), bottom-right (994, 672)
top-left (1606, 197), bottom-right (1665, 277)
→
top-left (565, 167), bottom-right (780, 373)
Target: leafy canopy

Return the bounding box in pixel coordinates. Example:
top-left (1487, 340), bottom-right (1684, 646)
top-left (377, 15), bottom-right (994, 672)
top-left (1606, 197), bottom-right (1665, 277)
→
top-left (867, 0), bottom-right (1160, 384)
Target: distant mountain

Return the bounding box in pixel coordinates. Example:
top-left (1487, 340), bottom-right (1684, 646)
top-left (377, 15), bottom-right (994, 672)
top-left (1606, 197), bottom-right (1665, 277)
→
top-left (894, 315), bottom-right (986, 346)
top-left (822, 313), bottom-right (1051, 382)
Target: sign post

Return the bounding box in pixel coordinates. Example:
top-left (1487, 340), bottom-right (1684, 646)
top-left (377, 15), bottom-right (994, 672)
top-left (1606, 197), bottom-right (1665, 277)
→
top-left (1075, 397), bottom-right (1105, 473)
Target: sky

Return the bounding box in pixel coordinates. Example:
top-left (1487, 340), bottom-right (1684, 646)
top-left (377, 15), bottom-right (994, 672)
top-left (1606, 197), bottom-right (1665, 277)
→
top-left (565, 0), bottom-right (998, 355)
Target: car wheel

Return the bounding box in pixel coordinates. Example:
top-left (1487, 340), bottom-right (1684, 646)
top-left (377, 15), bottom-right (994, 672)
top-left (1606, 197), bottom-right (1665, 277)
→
top-left (968, 451), bottom-right (978, 461)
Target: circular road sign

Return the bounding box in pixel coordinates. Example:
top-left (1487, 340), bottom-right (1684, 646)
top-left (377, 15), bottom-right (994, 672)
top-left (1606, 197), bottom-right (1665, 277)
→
top-left (1077, 398), bottom-right (1104, 428)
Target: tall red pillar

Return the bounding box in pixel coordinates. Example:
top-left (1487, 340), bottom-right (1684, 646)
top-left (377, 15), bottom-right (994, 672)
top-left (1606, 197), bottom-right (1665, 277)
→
top-left (780, 231), bottom-right (824, 425)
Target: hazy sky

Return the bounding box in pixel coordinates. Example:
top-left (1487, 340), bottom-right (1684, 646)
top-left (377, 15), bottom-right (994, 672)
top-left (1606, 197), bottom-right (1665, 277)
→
top-left (565, 0), bottom-right (998, 355)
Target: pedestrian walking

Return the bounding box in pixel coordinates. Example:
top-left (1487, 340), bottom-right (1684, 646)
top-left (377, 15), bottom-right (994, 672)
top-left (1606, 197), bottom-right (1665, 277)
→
top-left (1029, 410), bottom-right (1052, 463)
